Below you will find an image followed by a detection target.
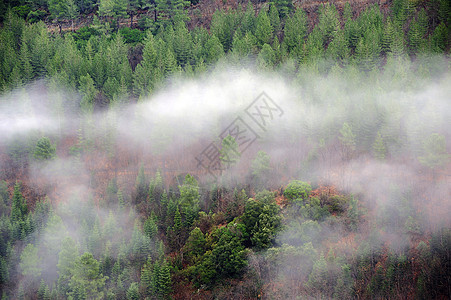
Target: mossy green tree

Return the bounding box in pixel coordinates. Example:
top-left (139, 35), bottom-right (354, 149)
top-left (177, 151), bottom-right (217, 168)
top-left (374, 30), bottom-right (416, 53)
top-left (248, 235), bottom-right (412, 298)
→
top-left (33, 136), bottom-right (56, 161)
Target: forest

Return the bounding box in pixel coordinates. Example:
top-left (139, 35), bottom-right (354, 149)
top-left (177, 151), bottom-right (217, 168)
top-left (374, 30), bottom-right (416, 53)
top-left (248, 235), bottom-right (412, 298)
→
top-left (0, 0), bottom-right (450, 298)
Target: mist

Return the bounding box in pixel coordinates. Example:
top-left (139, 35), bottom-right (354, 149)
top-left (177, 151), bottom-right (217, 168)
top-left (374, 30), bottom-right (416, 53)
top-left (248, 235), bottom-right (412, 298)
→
top-left (1, 54), bottom-right (450, 298)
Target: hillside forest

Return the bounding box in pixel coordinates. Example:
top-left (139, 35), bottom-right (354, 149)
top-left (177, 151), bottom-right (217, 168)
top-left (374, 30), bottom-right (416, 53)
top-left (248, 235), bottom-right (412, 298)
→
top-left (0, 0), bottom-right (450, 298)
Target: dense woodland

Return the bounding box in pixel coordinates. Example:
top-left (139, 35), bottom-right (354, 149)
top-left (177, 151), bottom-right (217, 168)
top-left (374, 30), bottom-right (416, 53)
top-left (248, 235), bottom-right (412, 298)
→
top-left (0, 0), bottom-right (450, 298)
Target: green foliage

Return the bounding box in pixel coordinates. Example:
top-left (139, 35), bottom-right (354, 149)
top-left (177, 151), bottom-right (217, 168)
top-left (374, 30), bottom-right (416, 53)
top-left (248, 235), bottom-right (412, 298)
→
top-left (119, 27), bottom-right (145, 44)
top-left (57, 237), bottom-right (79, 295)
top-left (299, 197), bottom-right (330, 221)
top-left (318, 3), bottom-right (340, 46)
top-left (33, 136), bottom-right (56, 161)
top-left (373, 131), bottom-right (386, 159)
top-left (339, 122), bottom-right (356, 160)
top-left (255, 9), bottom-right (273, 46)
top-left (144, 216), bottom-right (158, 239)
top-left (20, 243), bottom-right (41, 277)
top-left (250, 150), bottom-right (272, 189)
top-left (242, 191), bottom-right (280, 249)
top-left (12, 5), bottom-right (31, 19)
top-left (220, 135), bottom-right (240, 168)
top-left (270, 0), bottom-right (292, 19)
top-left (0, 181), bottom-right (9, 217)
top-left (284, 180), bottom-right (312, 202)
top-left (68, 252), bottom-right (107, 299)
top-left (283, 8), bottom-right (307, 52)
top-left (126, 282), bottom-right (139, 299)
top-left (418, 133), bottom-right (449, 170)
top-left (11, 181), bottom-right (27, 225)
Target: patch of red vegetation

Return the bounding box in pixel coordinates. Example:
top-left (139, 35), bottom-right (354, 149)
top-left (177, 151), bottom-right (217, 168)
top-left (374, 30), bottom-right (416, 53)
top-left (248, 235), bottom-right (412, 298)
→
top-left (310, 184), bottom-right (339, 198)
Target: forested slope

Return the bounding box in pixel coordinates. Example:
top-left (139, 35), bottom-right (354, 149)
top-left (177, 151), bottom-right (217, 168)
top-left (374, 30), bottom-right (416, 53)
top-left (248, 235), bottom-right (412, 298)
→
top-left (0, 0), bottom-right (450, 299)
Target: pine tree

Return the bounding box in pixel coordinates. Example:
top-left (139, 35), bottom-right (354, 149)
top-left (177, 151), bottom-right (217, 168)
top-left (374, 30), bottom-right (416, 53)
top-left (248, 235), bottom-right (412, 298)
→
top-left (33, 137), bottom-right (56, 161)
top-left (418, 133), bottom-right (449, 172)
top-left (151, 259), bottom-right (160, 293)
top-left (127, 0), bottom-right (139, 27)
top-left (257, 43), bottom-right (276, 70)
top-left (204, 34), bottom-right (224, 65)
top-left (408, 9), bottom-right (428, 53)
top-left (317, 3), bottom-right (340, 47)
top-left (134, 164), bottom-right (148, 205)
top-left (11, 181), bottom-right (27, 225)
top-left (373, 131), bottom-right (386, 160)
top-left (79, 73), bottom-right (96, 114)
top-left (255, 9), bottom-right (273, 46)
top-left (172, 21), bottom-right (193, 66)
top-left (339, 122), bottom-right (356, 160)
top-left (210, 10), bottom-right (234, 52)
top-left (140, 257), bottom-right (152, 295)
top-left (19, 43), bottom-right (33, 82)
top-left (343, 3), bottom-right (360, 51)
top-left (133, 31), bottom-right (157, 97)
top-left (144, 216), bottom-right (158, 239)
top-left (241, 2), bottom-right (255, 34)
top-left (158, 259), bottom-right (171, 297)
top-left (117, 188), bottom-right (126, 209)
top-left (269, 4), bottom-right (281, 33)
top-left (126, 282), bottom-right (139, 300)
top-left (38, 279), bottom-right (47, 299)
top-left (284, 9), bottom-right (307, 53)
top-left (19, 243), bottom-right (42, 277)
top-left (270, 0), bottom-right (292, 19)
top-left (68, 252), bottom-right (107, 299)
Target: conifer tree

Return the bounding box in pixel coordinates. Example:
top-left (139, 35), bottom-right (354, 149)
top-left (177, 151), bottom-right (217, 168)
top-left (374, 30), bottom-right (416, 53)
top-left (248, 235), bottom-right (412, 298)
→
top-left (33, 137), bottom-right (56, 161)
top-left (11, 181), bottom-right (27, 225)
top-left (19, 243), bottom-right (41, 277)
top-left (144, 216), bottom-right (158, 239)
top-left (373, 131), bottom-right (386, 160)
top-left (270, 0), bottom-right (292, 19)
top-left (269, 4), bottom-right (281, 33)
top-left (255, 9), bottom-right (273, 46)
top-left (283, 9), bottom-right (307, 52)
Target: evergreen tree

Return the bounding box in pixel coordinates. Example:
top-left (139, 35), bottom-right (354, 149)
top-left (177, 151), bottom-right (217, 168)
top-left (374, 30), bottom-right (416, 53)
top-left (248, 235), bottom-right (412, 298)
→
top-left (68, 252), bottom-right (107, 299)
top-left (241, 2), bottom-right (256, 34)
top-left (204, 34), bottom-right (224, 65)
top-left (255, 9), bottom-right (273, 46)
top-left (134, 164), bottom-right (148, 205)
top-left (269, 4), bottom-right (281, 33)
top-left (79, 73), bottom-right (97, 114)
top-left (19, 243), bottom-right (41, 277)
top-left (172, 21), bottom-right (193, 66)
top-left (33, 136), bottom-right (56, 161)
top-left (210, 10), bottom-right (235, 52)
top-left (418, 133), bottom-right (449, 172)
top-left (11, 181), bottom-right (27, 225)
top-left (127, 0), bottom-right (139, 27)
top-left (126, 282), bottom-right (139, 300)
top-left (179, 174), bottom-right (200, 211)
top-left (144, 216), bottom-right (158, 239)
top-left (317, 3), bottom-right (340, 47)
top-left (219, 135), bottom-right (240, 168)
top-left (343, 3), bottom-right (360, 50)
top-left (339, 122), bottom-right (356, 160)
top-left (373, 131), bottom-right (386, 160)
top-left (158, 259), bottom-right (171, 297)
top-left (257, 43), bottom-right (276, 70)
top-left (48, 0), bottom-right (78, 33)
top-left (133, 31), bottom-right (157, 97)
top-left (250, 150), bottom-right (272, 190)
top-left (408, 9), bottom-right (428, 53)
top-left (270, 0), bottom-right (292, 19)
top-left (283, 8), bottom-right (307, 52)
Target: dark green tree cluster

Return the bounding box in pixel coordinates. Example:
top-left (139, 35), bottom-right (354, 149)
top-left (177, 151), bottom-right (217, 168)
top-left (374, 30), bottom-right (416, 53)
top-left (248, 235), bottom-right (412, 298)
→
top-left (1, 0), bottom-right (448, 99)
